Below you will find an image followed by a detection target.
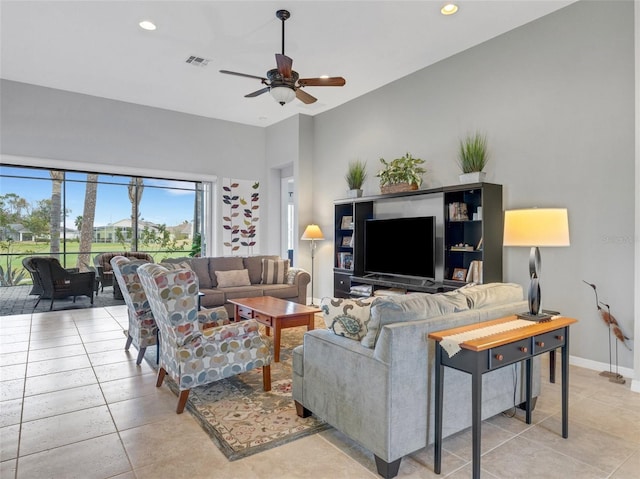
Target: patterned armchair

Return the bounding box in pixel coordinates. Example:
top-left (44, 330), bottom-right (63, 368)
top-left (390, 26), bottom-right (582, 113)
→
top-left (137, 263), bottom-right (272, 414)
top-left (110, 256), bottom-right (157, 365)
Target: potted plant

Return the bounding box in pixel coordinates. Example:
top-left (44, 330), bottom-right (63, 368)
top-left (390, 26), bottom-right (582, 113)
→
top-left (345, 160), bottom-right (367, 198)
top-left (457, 132), bottom-right (488, 183)
top-left (376, 152), bottom-right (426, 194)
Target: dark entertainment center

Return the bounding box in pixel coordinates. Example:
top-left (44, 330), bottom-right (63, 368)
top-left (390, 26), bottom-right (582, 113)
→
top-left (333, 182), bottom-right (503, 297)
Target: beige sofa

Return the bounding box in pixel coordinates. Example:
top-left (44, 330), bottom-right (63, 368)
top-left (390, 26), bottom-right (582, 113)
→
top-left (166, 255), bottom-right (310, 318)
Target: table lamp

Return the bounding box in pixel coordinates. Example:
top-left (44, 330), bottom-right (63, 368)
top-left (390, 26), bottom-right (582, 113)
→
top-left (503, 208), bottom-right (570, 321)
top-left (301, 224), bottom-right (324, 306)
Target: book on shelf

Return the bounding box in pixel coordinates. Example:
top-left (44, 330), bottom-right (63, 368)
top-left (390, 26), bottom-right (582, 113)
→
top-left (373, 288), bottom-right (406, 296)
top-left (340, 215), bottom-right (354, 230)
top-left (350, 284), bottom-right (372, 296)
top-left (337, 252), bottom-right (353, 270)
top-left (465, 260), bottom-right (483, 283)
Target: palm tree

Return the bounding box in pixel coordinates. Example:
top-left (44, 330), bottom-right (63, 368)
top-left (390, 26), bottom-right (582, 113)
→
top-left (49, 171), bottom-right (63, 259)
top-left (75, 215), bottom-right (83, 231)
top-left (128, 178), bottom-right (144, 248)
top-left (77, 174), bottom-right (98, 271)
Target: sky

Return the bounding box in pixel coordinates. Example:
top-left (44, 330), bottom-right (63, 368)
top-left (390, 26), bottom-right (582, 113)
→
top-left (0, 166), bottom-right (198, 228)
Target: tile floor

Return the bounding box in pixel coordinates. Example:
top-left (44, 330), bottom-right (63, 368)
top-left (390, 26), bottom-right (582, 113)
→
top-left (1, 305), bottom-right (639, 479)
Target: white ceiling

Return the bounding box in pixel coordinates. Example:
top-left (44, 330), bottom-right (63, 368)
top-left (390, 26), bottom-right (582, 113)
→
top-left (1, 1), bottom-right (575, 127)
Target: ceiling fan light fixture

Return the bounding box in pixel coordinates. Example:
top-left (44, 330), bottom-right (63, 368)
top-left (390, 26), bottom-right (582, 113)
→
top-left (270, 86), bottom-right (296, 105)
top-left (441, 3), bottom-right (458, 15)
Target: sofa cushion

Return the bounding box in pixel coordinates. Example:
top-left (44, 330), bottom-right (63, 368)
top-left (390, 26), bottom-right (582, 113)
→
top-left (189, 257), bottom-right (212, 288)
top-left (260, 283), bottom-right (299, 299)
top-left (457, 283), bottom-right (524, 309)
top-left (243, 255), bottom-right (279, 284)
top-left (321, 296), bottom-right (374, 341)
top-left (223, 288), bottom-right (264, 300)
top-left (215, 269), bottom-right (251, 288)
top-left (261, 258), bottom-right (289, 284)
top-left (198, 288), bottom-right (225, 309)
top-left (209, 257), bottom-right (245, 287)
top-left (362, 292), bottom-right (470, 348)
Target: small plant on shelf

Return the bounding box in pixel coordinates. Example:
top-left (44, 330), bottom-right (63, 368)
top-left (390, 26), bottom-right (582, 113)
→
top-left (376, 152), bottom-right (426, 194)
top-left (457, 132), bottom-right (488, 183)
top-left (345, 160), bottom-right (367, 197)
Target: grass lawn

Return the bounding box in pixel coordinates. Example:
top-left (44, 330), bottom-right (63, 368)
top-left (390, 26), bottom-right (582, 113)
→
top-left (1, 241), bottom-right (193, 286)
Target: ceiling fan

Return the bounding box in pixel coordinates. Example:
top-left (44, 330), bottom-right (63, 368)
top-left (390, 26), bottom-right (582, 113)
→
top-left (219, 9), bottom-right (346, 106)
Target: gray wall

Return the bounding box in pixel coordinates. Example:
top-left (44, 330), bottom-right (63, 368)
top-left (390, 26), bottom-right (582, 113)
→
top-left (0, 79), bottom-right (268, 253)
top-left (310, 0), bottom-right (636, 369)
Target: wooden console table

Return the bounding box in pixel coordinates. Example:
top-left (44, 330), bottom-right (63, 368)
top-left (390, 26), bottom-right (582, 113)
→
top-left (428, 315), bottom-right (577, 479)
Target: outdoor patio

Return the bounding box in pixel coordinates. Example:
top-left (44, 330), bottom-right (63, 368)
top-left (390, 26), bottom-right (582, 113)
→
top-left (0, 285), bottom-right (124, 316)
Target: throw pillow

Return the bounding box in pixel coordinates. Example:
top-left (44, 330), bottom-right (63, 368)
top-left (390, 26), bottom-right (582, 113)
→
top-left (261, 259), bottom-right (289, 284)
top-left (214, 269), bottom-right (251, 288)
top-left (321, 296), bottom-right (374, 341)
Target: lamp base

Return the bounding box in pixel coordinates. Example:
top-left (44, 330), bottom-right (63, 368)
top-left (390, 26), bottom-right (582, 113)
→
top-left (517, 309), bottom-right (560, 322)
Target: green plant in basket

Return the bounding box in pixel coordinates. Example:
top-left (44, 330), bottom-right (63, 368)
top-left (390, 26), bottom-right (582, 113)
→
top-left (376, 152), bottom-right (426, 187)
top-left (458, 132), bottom-right (488, 173)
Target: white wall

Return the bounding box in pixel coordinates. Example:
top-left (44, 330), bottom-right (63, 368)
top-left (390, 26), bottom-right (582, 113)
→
top-left (310, 0), bottom-right (636, 371)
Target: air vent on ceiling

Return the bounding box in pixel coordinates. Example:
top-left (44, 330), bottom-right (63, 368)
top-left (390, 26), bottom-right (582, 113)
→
top-left (186, 56), bottom-right (210, 67)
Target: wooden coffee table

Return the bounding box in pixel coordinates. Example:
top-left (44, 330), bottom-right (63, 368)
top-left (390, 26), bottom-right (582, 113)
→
top-left (227, 296), bottom-right (321, 362)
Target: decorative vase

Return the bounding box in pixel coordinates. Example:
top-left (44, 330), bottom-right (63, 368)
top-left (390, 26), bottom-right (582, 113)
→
top-left (347, 189), bottom-right (363, 198)
top-left (459, 171), bottom-right (486, 184)
top-left (380, 182), bottom-right (419, 194)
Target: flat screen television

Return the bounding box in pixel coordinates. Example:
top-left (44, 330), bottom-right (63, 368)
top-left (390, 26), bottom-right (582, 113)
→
top-left (364, 216), bottom-right (436, 281)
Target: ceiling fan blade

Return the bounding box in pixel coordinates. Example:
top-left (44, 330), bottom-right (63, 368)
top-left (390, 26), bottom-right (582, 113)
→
top-left (275, 54), bottom-right (293, 78)
top-left (220, 70), bottom-right (268, 82)
top-left (295, 88), bottom-right (317, 104)
top-left (244, 87), bottom-right (271, 98)
top-left (298, 77), bottom-right (346, 87)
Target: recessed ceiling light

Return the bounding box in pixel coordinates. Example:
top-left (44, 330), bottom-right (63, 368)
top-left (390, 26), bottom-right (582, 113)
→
top-left (139, 20), bottom-right (157, 31)
top-left (441, 4), bottom-right (458, 16)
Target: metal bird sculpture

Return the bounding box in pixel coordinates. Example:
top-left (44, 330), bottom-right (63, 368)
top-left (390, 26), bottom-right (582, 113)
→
top-left (583, 281), bottom-right (632, 350)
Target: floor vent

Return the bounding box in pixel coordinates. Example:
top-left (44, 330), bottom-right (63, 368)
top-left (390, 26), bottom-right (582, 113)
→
top-left (186, 56), bottom-right (210, 67)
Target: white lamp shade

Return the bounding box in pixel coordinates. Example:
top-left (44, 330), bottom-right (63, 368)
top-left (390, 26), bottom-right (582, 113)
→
top-left (301, 224), bottom-right (324, 240)
top-left (270, 86), bottom-right (296, 105)
top-left (503, 208), bottom-right (570, 247)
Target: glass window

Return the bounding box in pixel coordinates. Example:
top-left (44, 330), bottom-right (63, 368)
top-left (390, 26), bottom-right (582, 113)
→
top-left (1, 165), bottom-right (208, 287)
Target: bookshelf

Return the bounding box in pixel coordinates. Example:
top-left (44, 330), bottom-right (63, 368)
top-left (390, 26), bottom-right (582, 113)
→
top-left (333, 183), bottom-right (503, 297)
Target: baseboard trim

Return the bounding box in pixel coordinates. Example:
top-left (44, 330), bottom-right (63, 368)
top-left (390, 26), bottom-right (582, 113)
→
top-left (569, 355), bottom-right (634, 379)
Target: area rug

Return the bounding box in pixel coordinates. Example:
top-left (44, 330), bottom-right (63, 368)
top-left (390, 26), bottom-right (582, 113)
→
top-left (142, 317), bottom-right (330, 460)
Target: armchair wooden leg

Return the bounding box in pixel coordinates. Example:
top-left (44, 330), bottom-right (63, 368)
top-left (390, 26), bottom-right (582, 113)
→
top-left (177, 390), bottom-right (190, 414)
top-left (124, 335), bottom-right (133, 351)
top-left (156, 367), bottom-right (167, 387)
top-left (135, 347), bottom-right (146, 365)
top-left (262, 364), bottom-right (271, 391)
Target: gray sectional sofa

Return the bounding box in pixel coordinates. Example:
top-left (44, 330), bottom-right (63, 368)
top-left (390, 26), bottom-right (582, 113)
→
top-left (292, 283), bottom-right (537, 478)
top-left (165, 255), bottom-right (310, 318)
